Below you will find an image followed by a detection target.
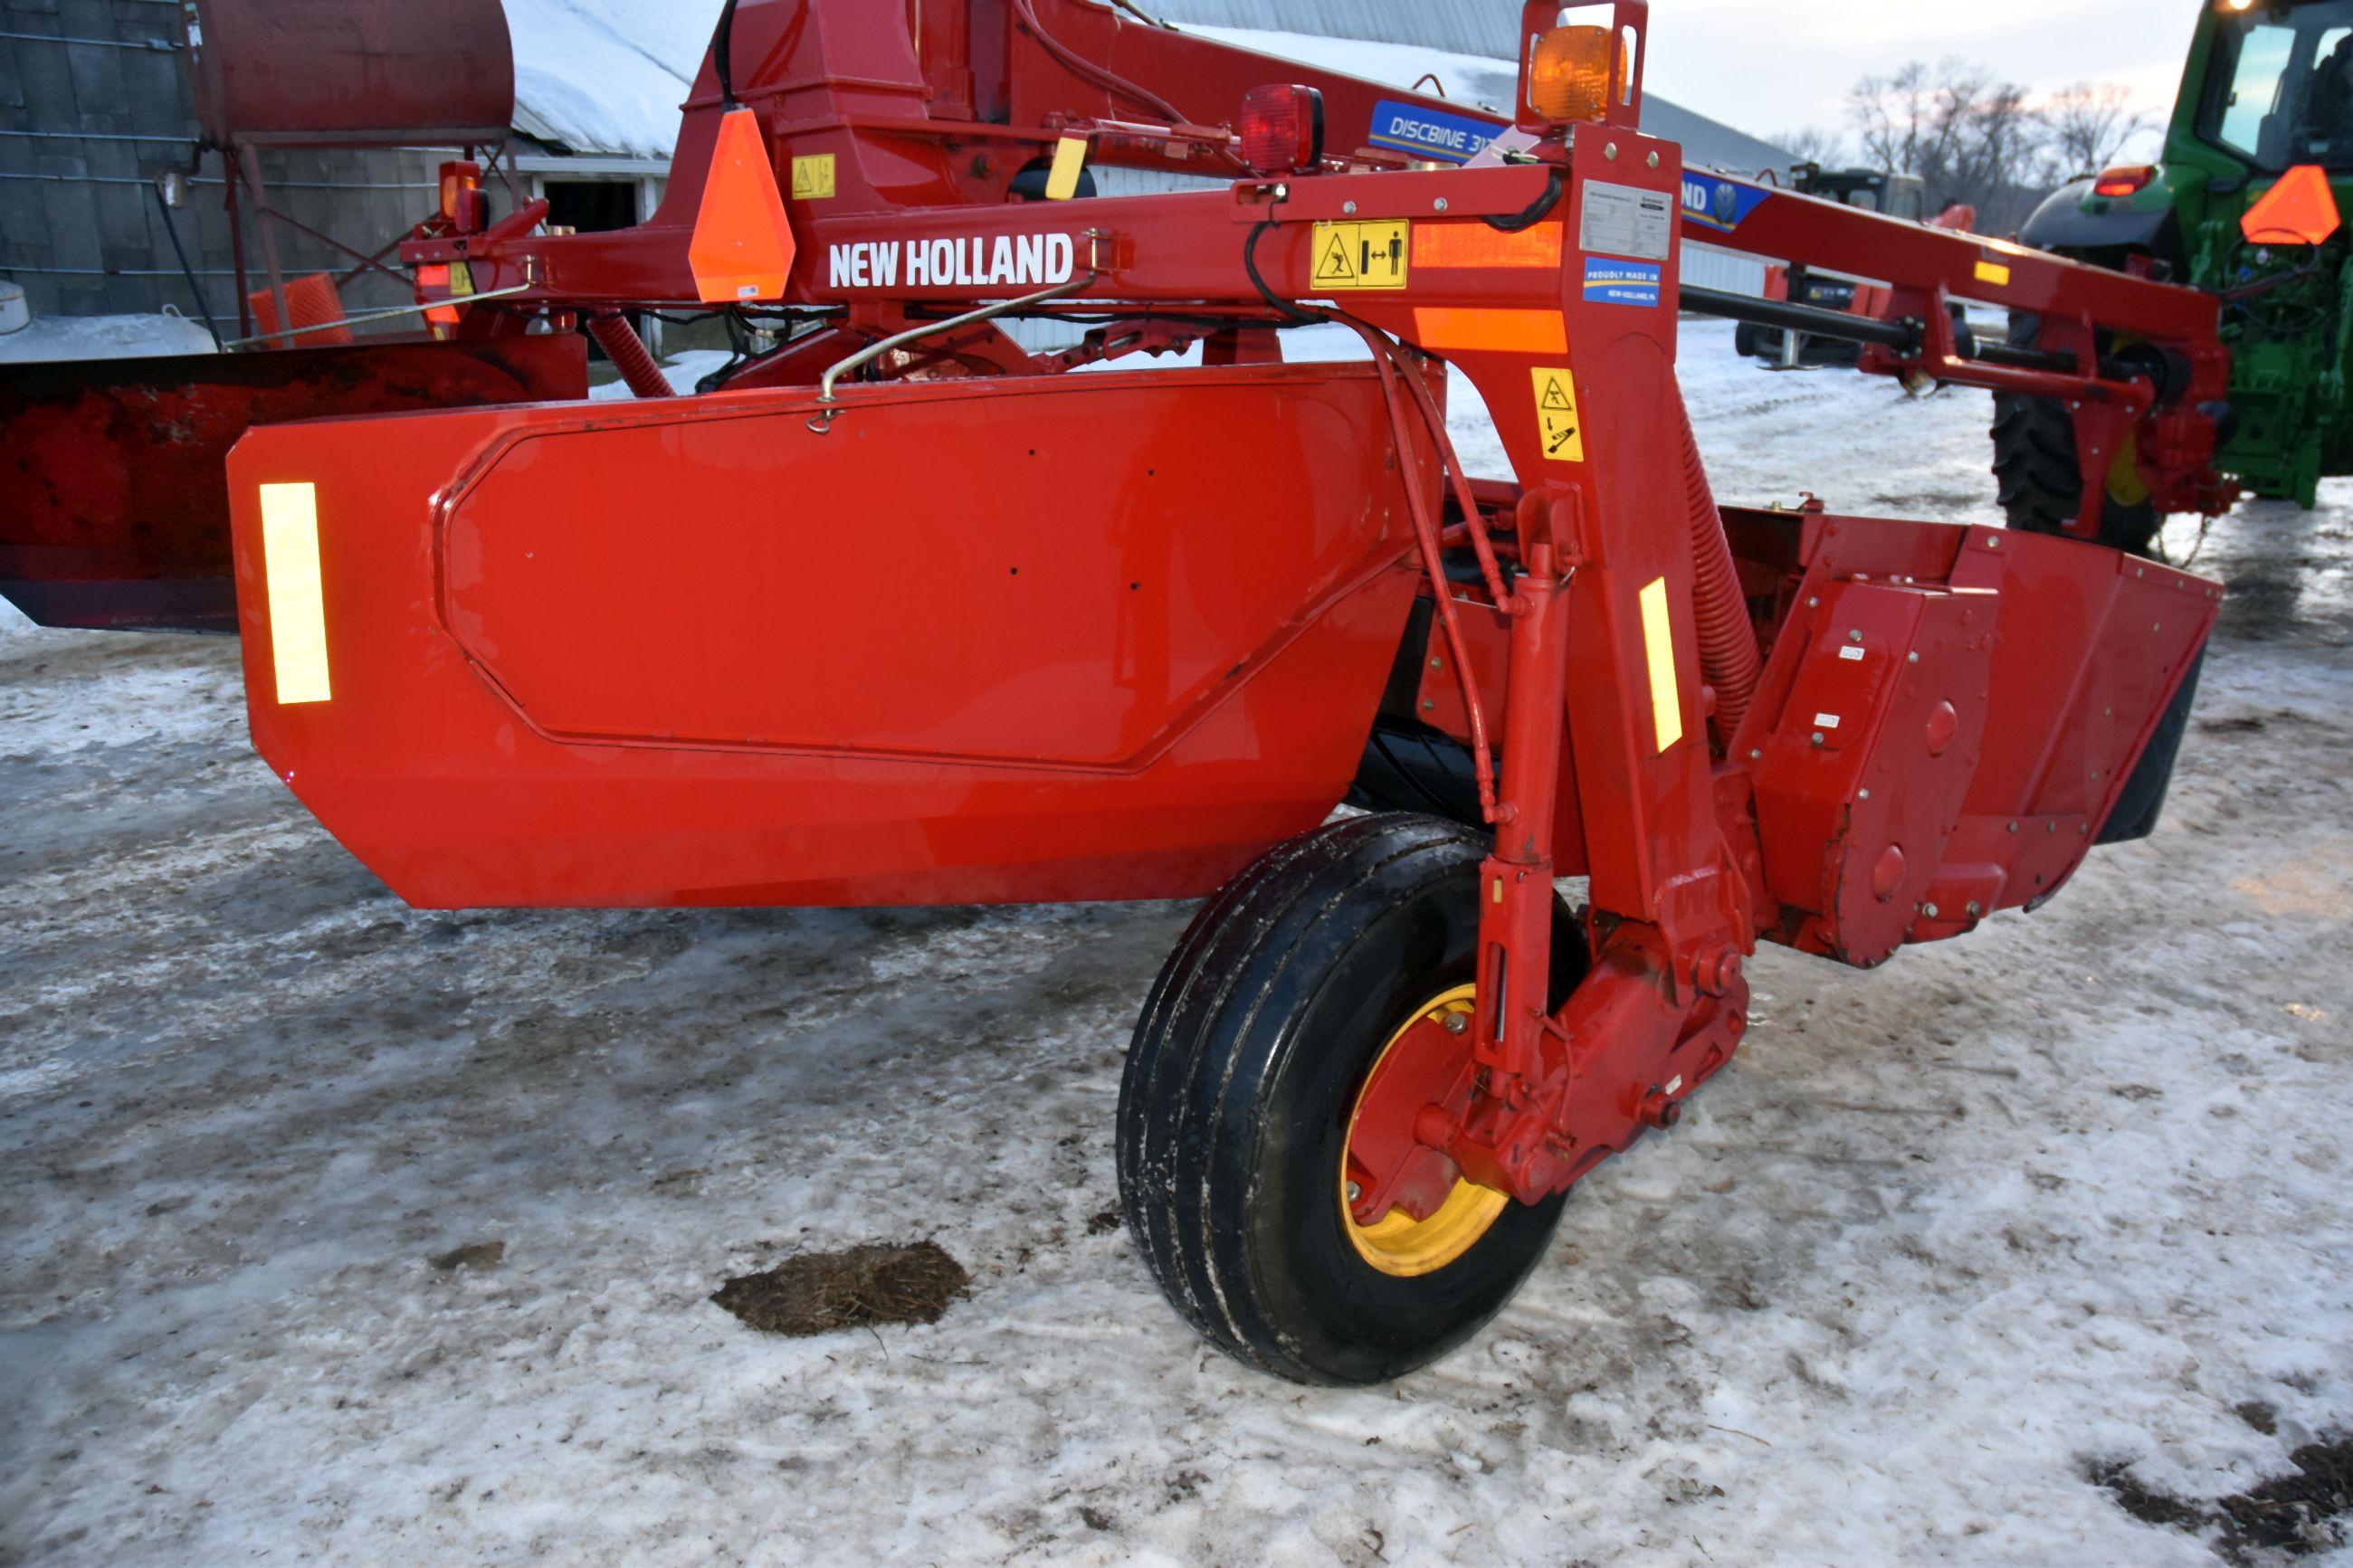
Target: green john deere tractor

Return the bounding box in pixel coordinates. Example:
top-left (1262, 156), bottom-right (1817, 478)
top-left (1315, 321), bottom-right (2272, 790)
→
top-left (2000, 0), bottom-right (2353, 550)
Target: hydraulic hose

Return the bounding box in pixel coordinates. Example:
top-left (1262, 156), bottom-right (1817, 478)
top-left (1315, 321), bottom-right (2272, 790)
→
top-left (588, 314), bottom-right (674, 399)
top-left (711, 0), bottom-right (741, 110)
top-left (1011, 0), bottom-right (1188, 127)
top-left (1672, 385), bottom-right (1761, 747)
top-left (1330, 317), bottom-right (1503, 822)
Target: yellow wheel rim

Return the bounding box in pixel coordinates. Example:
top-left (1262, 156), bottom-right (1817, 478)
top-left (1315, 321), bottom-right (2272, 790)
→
top-left (2108, 427), bottom-right (2152, 509)
top-left (1340, 984), bottom-right (1511, 1278)
top-left (2101, 335), bottom-right (2152, 510)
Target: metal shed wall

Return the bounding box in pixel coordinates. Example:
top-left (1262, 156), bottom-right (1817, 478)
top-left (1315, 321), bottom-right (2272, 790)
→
top-left (1148, 0), bottom-right (1517, 57)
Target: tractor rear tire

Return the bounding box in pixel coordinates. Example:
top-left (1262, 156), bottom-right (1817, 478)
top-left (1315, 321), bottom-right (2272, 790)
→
top-left (1116, 813), bottom-right (1588, 1386)
top-left (1991, 316), bottom-right (2164, 556)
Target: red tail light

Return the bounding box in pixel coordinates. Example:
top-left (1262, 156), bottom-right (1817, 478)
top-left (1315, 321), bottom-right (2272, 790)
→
top-left (1239, 84), bottom-right (1325, 176)
top-left (2093, 165), bottom-right (2156, 199)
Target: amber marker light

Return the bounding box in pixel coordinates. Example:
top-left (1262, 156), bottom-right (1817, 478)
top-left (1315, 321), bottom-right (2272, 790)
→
top-left (1527, 24), bottom-right (1615, 123)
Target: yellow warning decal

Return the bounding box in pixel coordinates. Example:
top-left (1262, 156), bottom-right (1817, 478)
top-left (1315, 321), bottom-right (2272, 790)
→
top-left (1529, 366), bottom-right (1584, 463)
top-left (1974, 258), bottom-right (2013, 287)
top-left (448, 261), bottom-right (475, 298)
top-left (791, 154), bottom-right (837, 202)
top-left (1311, 220), bottom-right (1411, 291)
top-left (1044, 138), bottom-right (1089, 202)
top-left (1639, 576), bottom-right (1683, 752)
top-left (260, 481), bottom-right (331, 707)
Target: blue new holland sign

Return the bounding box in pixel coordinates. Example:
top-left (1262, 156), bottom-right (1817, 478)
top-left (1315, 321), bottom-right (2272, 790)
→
top-left (1367, 100), bottom-right (1499, 166)
top-left (1681, 173), bottom-right (1775, 235)
top-left (1584, 258), bottom-right (1663, 308)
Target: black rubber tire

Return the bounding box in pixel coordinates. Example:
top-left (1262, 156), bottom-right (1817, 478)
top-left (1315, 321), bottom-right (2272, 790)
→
top-left (1991, 316), bottom-right (2163, 556)
top-left (1116, 813), bottom-right (1589, 1386)
top-left (1346, 722), bottom-right (1489, 827)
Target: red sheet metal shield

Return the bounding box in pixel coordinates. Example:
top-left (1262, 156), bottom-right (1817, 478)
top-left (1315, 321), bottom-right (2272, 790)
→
top-left (224, 363), bottom-right (1434, 908)
top-left (690, 109), bottom-right (798, 304)
top-left (1737, 512), bottom-right (2221, 966)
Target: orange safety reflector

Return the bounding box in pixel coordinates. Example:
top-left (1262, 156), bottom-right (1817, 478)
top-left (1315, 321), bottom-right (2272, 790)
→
top-left (248, 272), bottom-right (354, 347)
top-left (1414, 222), bottom-right (1565, 270)
top-left (414, 263), bottom-right (460, 327)
top-left (2241, 164), bottom-right (2341, 247)
top-left (1413, 308), bottom-right (1569, 355)
top-left (689, 108), bottom-right (799, 304)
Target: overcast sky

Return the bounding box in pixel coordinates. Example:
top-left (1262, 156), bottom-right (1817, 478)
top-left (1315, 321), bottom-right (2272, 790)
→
top-left (1643, 0), bottom-right (2209, 156)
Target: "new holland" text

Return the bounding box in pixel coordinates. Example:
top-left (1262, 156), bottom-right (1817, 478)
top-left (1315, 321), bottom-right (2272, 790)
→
top-left (828, 233), bottom-right (1076, 291)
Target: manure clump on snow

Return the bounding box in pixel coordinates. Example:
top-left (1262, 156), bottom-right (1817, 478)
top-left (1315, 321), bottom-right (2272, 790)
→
top-left (2089, 1436), bottom-right (2353, 1562)
top-left (711, 1240), bottom-right (969, 1336)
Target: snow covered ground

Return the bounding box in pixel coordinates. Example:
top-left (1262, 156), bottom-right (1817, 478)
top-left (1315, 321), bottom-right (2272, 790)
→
top-left (3, 323), bottom-right (2349, 1567)
top-left (0, 311), bottom-right (217, 365)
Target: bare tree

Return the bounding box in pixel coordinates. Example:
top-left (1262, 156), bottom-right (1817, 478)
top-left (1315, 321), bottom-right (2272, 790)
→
top-left (1850, 59), bottom-right (2061, 234)
top-left (1776, 125), bottom-right (1852, 167)
top-left (1851, 62), bottom-right (1942, 189)
top-left (2043, 81), bottom-right (2154, 177)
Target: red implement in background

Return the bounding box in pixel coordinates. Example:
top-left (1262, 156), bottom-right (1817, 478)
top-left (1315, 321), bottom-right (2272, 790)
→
top-left (0, 0), bottom-right (537, 632)
top-left (1, 336), bottom-right (584, 632)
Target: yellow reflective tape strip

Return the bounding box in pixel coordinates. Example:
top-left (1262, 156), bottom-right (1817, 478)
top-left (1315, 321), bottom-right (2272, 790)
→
top-left (1414, 308), bottom-right (1568, 354)
top-left (1044, 137), bottom-right (1089, 201)
top-left (260, 482), bottom-right (330, 706)
top-left (1639, 576), bottom-right (1682, 752)
top-left (1974, 259), bottom-right (2013, 287)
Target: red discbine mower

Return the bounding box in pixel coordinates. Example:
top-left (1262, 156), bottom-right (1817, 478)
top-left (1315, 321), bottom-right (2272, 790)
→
top-left (98, 0), bottom-right (2237, 1383)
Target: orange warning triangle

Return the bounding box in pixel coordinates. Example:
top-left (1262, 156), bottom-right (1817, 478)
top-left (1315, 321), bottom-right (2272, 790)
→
top-left (689, 109), bottom-right (798, 304)
top-left (2241, 164), bottom-right (2341, 248)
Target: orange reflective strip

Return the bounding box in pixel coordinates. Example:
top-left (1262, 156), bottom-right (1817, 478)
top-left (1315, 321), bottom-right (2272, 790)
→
top-left (1413, 222), bottom-right (1564, 270)
top-left (414, 264), bottom-right (458, 326)
top-left (2242, 164), bottom-right (2342, 247)
top-left (1412, 308), bottom-right (1569, 355)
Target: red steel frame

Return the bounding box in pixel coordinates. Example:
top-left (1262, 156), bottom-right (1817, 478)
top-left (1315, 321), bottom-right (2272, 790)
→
top-left (397, 0), bottom-right (2231, 534)
top-left (224, 0), bottom-right (2223, 1213)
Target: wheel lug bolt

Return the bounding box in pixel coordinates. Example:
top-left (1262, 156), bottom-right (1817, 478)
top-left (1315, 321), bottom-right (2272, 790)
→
top-left (1443, 1012), bottom-right (1469, 1035)
top-left (1346, 1182), bottom-right (1362, 1202)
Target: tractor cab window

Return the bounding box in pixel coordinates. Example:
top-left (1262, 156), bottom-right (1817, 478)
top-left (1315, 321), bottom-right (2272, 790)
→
top-left (2202, 0), bottom-right (2353, 168)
